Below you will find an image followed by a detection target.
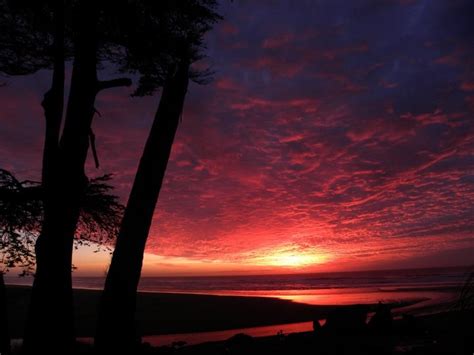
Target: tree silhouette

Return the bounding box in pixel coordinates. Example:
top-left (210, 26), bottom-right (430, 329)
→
top-left (0, 2), bottom-right (69, 351)
top-left (0, 169), bottom-right (123, 273)
top-left (2, 0), bottom-right (220, 351)
top-left (1, 1), bottom-right (132, 352)
top-left (0, 168), bottom-right (123, 353)
top-left (95, 1), bottom-right (221, 351)
top-left (22, 2), bottom-right (133, 351)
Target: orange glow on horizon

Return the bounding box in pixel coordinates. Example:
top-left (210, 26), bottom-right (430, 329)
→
top-left (71, 243), bottom-right (337, 276)
top-left (250, 246), bottom-right (332, 268)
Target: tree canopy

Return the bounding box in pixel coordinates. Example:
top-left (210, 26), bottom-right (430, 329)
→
top-left (0, 169), bottom-right (123, 274)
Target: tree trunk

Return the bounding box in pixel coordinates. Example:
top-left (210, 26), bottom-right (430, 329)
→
top-left (23, 3), bottom-right (99, 353)
top-left (41, 0), bottom-right (65, 194)
top-left (0, 272), bottom-right (10, 354)
top-left (95, 60), bottom-right (190, 353)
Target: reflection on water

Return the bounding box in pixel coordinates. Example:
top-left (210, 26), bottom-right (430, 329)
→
top-left (173, 286), bottom-right (457, 310)
top-left (142, 321), bottom-right (316, 347)
top-left (246, 288), bottom-right (453, 306)
top-left (74, 321), bottom-right (318, 347)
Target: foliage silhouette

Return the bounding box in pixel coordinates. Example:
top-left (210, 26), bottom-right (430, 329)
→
top-left (0, 169), bottom-right (123, 275)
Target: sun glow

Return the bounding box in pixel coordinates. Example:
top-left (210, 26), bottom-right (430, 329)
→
top-left (257, 248), bottom-right (330, 268)
top-left (275, 253), bottom-right (314, 267)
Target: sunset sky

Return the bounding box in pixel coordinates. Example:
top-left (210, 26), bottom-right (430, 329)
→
top-left (1, 0), bottom-right (473, 276)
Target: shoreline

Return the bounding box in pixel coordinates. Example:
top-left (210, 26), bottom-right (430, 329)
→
top-left (5, 285), bottom-right (422, 339)
top-left (6, 284), bottom-right (466, 351)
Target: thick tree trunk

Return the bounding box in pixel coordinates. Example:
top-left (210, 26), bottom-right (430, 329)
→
top-left (23, 3), bottom-right (98, 353)
top-left (95, 60), bottom-right (190, 353)
top-left (0, 272), bottom-right (10, 354)
top-left (23, 2), bottom-right (131, 351)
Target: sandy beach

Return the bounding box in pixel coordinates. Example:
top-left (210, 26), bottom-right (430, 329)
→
top-left (6, 285), bottom-right (345, 338)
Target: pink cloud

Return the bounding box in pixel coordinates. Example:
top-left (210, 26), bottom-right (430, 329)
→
top-left (262, 33), bottom-right (295, 49)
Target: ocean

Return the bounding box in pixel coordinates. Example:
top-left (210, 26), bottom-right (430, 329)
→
top-left (7, 265), bottom-right (470, 307)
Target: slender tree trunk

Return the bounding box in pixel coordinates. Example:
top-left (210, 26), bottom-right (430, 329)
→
top-left (95, 60), bottom-right (190, 352)
top-left (1, 2), bottom-right (65, 352)
top-left (41, 0), bottom-right (65, 193)
top-left (0, 272), bottom-right (10, 354)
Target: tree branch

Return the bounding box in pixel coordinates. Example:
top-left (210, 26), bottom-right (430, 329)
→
top-left (0, 186), bottom-right (43, 202)
top-left (97, 78), bottom-right (132, 92)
